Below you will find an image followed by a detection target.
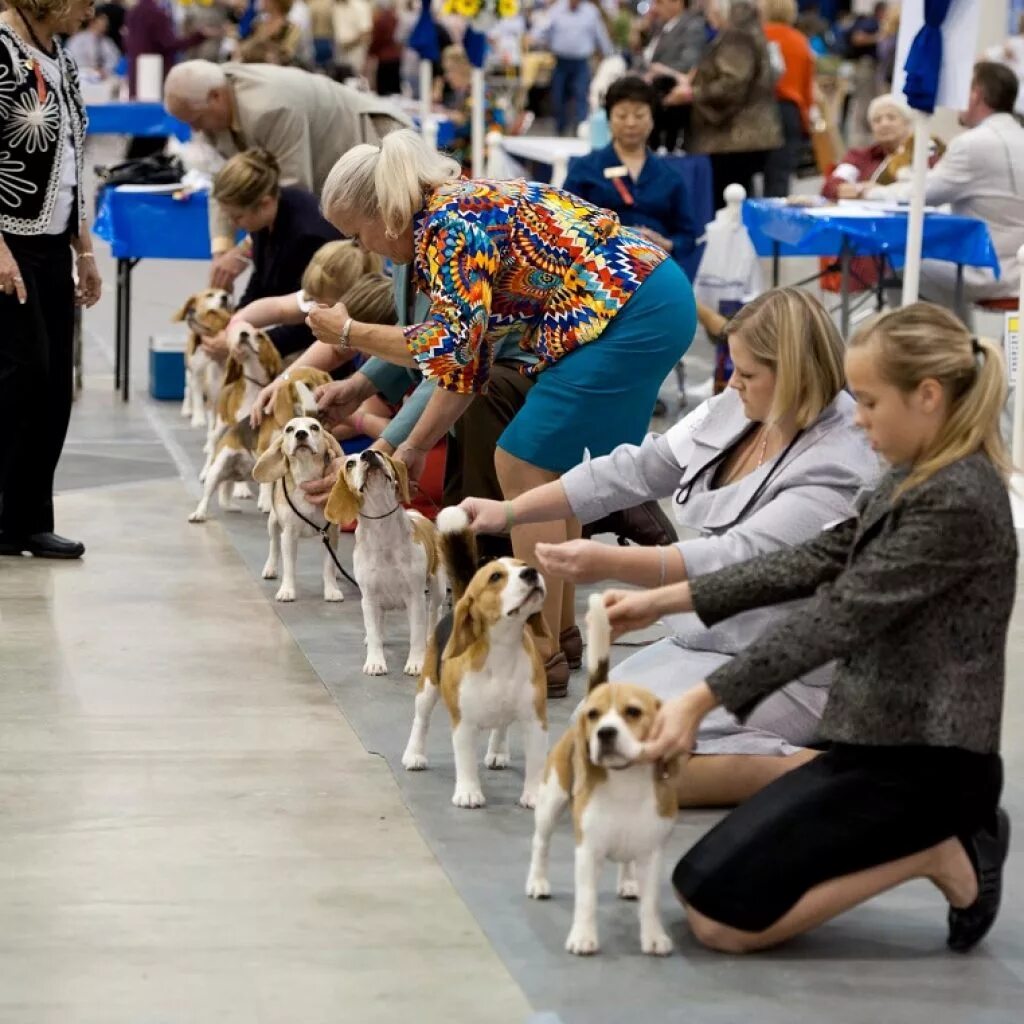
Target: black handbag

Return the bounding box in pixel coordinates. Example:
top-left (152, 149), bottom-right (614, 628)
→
top-left (94, 154), bottom-right (185, 188)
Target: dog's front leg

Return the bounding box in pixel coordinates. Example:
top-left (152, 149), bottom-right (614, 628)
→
top-left (322, 528), bottom-right (344, 602)
top-left (361, 594), bottom-right (388, 675)
top-left (617, 861), bottom-right (639, 900)
top-left (181, 374), bottom-right (193, 419)
top-left (403, 589), bottom-right (428, 676)
top-left (636, 847), bottom-right (672, 955)
top-left (232, 481), bottom-right (253, 501)
top-left (218, 479), bottom-right (240, 514)
top-left (518, 718), bottom-right (548, 809)
top-left (275, 525), bottom-right (299, 602)
top-left (402, 675), bottom-right (440, 770)
top-left (526, 772), bottom-right (568, 899)
top-left (485, 727), bottom-right (510, 770)
top-left (189, 450), bottom-right (228, 522)
top-left (257, 481), bottom-right (273, 514)
top-left (451, 722), bottom-right (485, 808)
top-left (262, 511), bottom-right (280, 579)
top-left (566, 843), bottom-right (602, 955)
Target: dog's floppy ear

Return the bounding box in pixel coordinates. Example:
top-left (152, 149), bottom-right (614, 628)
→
top-left (272, 381), bottom-right (295, 427)
top-left (324, 462), bottom-right (361, 526)
top-left (389, 455), bottom-right (412, 505)
top-left (252, 435), bottom-right (287, 483)
top-left (527, 611), bottom-right (552, 649)
top-left (172, 296), bottom-right (196, 322)
top-left (259, 333), bottom-right (284, 380)
top-left (447, 592), bottom-right (484, 662)
top-left (323, 429), bottom-right (343, 462)
top-left (223, 353), bottom-right (243, 387)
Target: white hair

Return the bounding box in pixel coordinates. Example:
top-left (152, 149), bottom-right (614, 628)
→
top-left (867, 93), bottom-right (913, 125)
top-left (320, 129), bottom-right (461, 237)
top-left (164, 60), bottom-right (228, 108)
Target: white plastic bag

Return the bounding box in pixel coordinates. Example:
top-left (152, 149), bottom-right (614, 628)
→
top-left (693, 218), bottom-right (763, 317)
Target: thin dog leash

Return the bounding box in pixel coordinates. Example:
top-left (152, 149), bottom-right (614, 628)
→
top-left (280, 478), bottom-right (361, 592)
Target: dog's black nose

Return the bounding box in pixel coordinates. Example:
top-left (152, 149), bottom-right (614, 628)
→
top-left (520, 566), bottom-right (539, 584)
top-left (295, 429), bottom-right (308, 441)
top-left (597, 726), bottom-right (617, 744)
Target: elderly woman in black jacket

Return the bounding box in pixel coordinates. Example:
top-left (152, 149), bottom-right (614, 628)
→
top-left (0, 0), bottom-right (103, 560)
top-left (606, 303), bottom-right (1015, 956)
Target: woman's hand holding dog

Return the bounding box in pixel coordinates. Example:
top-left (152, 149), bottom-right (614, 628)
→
top-left (602, 581), bottom-right (695, 638)
top-left (640, 683), bottom-right (719, 762)
top-left (301, 456), bottom-right (344, 506)
top-left (315, 377), bottom-right (371, 427)
top-left (306, 301), bottom-right (350, 349)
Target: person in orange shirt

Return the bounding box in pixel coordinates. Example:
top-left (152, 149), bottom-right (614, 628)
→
top-left (761, 0), bottom-right (815, 198)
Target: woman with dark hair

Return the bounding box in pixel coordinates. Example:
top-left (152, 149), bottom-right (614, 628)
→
top-left (562, 75), bottom-right (698, 270)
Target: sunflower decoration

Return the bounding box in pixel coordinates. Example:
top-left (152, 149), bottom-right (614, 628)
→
top-left (496, 0), bottom-right (519, 17)
top-left (443, 0), bottom-right (484, 17)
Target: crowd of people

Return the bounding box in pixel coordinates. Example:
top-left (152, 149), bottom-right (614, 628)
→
top-left (0, 0), bottom-right (1020, 962)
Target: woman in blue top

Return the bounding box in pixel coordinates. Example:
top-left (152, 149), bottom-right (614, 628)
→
top-left (563, 75), bottom-right (699, 274)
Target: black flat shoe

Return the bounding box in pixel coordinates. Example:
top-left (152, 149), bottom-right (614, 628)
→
top-left (0, 532), bottom-right (85, 560)
top-left (947, 808), bottom-right (1011, 952)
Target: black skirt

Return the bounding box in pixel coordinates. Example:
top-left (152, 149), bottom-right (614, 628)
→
top-left (673, 743), bottom-right (1003, 933)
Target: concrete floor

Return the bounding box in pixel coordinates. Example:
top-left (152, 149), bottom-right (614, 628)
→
top-left (1, 139), bottom-right (1021, 1022)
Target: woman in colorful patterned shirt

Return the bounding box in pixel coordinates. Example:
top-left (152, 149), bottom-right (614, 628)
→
top-left (303, 128), bottom-right (696, 677)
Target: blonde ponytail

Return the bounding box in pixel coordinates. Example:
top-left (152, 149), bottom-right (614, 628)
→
top-left (849, 303), bottom-right (1011, 497)
top-left (320, 129), bottom-right (461, 238)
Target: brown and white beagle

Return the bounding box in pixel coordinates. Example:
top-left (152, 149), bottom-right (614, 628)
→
top-left (173, 288), bottom-right (234, 431)
top-left (325, 449), bottom-right (445, 676)
top-left (526, 595), bottom-right (679, 956)
top-left (402, 506), bottom-right (549, 810)
top-left (252, 416), bottom-right (345, 602)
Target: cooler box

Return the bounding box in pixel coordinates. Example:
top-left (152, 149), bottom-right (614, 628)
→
top-left (149, 332), bottom-right (187, 400)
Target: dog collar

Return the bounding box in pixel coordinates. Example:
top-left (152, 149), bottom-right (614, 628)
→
top-left (358, 506), bottom-right (400, 520)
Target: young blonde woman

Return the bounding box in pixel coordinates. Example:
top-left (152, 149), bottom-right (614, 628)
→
top-left (605, 303), bottom-right (1014, 955)
top-left (460, 289), bottom-right (879, 797)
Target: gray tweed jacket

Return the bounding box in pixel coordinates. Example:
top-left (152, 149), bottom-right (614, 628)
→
top-left (692, 453), bottom-right (1017, 754)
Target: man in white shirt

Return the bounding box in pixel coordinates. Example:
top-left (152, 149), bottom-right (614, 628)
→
top-left (872, 62), bottom-right (1024, 311)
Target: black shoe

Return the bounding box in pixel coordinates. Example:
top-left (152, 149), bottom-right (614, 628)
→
top-left (947, 808), bottom-right (1011, 953)
top-left (0, 532), bottom-right (85, 559)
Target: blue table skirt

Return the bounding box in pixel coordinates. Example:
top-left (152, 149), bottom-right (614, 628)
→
top-left (86, 102), bottom-right (191, 141)
top-left (94, 187), bottom-right (217, 260)
top-left (743, 199), bottom-right (1000, 275)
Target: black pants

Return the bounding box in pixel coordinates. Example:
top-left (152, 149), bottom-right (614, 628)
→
top-left (710, 150), bottom-right (769, 209)
top-left (763, 100), bottom-right (803, 198)
top-left (0, 231), bottom-right (75, 537)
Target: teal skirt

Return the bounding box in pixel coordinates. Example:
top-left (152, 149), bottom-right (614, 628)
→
top-left (498, 259), bottom-right (696, 473)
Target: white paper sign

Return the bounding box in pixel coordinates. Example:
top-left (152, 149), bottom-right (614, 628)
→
top-left (1005, 312), bottom-right (1019, 387)
top-left (892, 0), bottom-right (981, 113)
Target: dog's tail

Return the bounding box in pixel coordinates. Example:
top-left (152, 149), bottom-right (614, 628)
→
top-left (436, 506), bottom-right (478, 603)
top-left (586, 593), bottom-right (611, 692)
top-left (292, 379), bottom-right (319, 417)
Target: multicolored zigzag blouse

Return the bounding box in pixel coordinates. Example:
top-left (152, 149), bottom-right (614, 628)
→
top-left (404, 178), bottom-right (667, 394)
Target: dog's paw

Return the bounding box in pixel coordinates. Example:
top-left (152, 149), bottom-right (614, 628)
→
top-left (190, 414), bottom-right (206, 428)
top-left (257, 498), bottom-right (272, 514)
top-left (362, 656), bottom-right (388, 676)
top-left (198, 469), bottom-right (208, 483)
top-left (187, 510), bottom-right (206, 524)
top-left (565, 926), bottom-right (600, 956)
top-left (452, 786), bottom-right (486, 809)
top-left (485, 751), bottom-right (509, 770)
top-left (232, 482), bottom-right (252, 500)
top-left (261, 563), bottom-right (278, 580)
top-left (517, 790), bottom-right (538, 810)
top-left (402, 750), bottom-right (428, 771)
top-left (617, 878), bottom-right (640, 901)
top-left (274, 586), bottom-right (296, 602)
top-left (526, 875), bottom-right (551, 900)
top-left (641, 929), bottom-right (673, 957)
top-left (403, 657), bottom-right (424, 677)
top-left (324, 587), bottom-right (345, 603)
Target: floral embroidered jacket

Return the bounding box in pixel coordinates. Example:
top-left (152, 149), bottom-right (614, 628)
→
top-left (404, 178), bottom-right (667, 394)
top-left (0, 24), bottom-right (87, 236)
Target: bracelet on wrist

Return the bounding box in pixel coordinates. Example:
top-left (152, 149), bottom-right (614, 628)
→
top-left (76, 252), bottom-right (95, 261)
top-left (504, 500), bottom-right (516, 532)
top-left (337, 317), bottom-right (354, 350)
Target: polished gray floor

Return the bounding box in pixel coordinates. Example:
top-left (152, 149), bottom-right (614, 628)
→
top-left (5, 140), bottom-right (1021, 1021)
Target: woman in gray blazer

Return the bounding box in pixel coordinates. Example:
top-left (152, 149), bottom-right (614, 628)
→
top-left (608, 303), bottom-right (1014, 955)
top-left (459, 289), bottom-right (880, 806)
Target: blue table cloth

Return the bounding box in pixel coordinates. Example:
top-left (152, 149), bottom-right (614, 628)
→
top-left (743, 199), bottom-right (1000, 275)
top-left (86, 102), bottom-right (191, 141)
top-left (94, 187), bottom-right (216, 260)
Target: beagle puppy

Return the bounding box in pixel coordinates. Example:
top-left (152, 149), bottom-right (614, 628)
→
top-left (401, 507), bottom-right (549, 810)
top-left (172, 289), bottom-right (233, 431)
top-left (252, 416), bottom-right (345, 602)
top-left (325, 449), bottom-right (445, 677)
top-left (526, 595), bottom-right (678, 957)
top-left (188, 323), bottom-right (283, 522)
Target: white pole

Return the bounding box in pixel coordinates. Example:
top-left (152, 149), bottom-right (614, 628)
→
top-left (471, 66), bottom-right (485, 177)
top-left (1012, 243), bottom-right (1024, 467)
top-left (418, 58), bottom-right (433, 139)
top-left (901, 109), bottom-right (932, 306)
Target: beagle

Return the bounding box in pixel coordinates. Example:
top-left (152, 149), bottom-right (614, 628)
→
top-left (252, 416), bottom-right (345, 602)
top-left (172, 289), bottom-right (234, 431)
top-left (188, 323), bottom-right (283, 522)
top-left (401, 507), bottom-right (549, 810)
top-left (325, 449), bottom-right (445, 677)
top-left (526, 595), bottom-right (678, 957)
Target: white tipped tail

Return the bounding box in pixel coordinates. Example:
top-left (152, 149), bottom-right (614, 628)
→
top-left (437, 505), bottom-right (470, 535)
top-left (586, 593), bottom-right (611, 684)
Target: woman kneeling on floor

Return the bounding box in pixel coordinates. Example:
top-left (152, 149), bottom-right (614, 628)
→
top-left (604, 303), bottom-right (1014, 954)
top-left (460, 288), bottom-right (880, 808)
